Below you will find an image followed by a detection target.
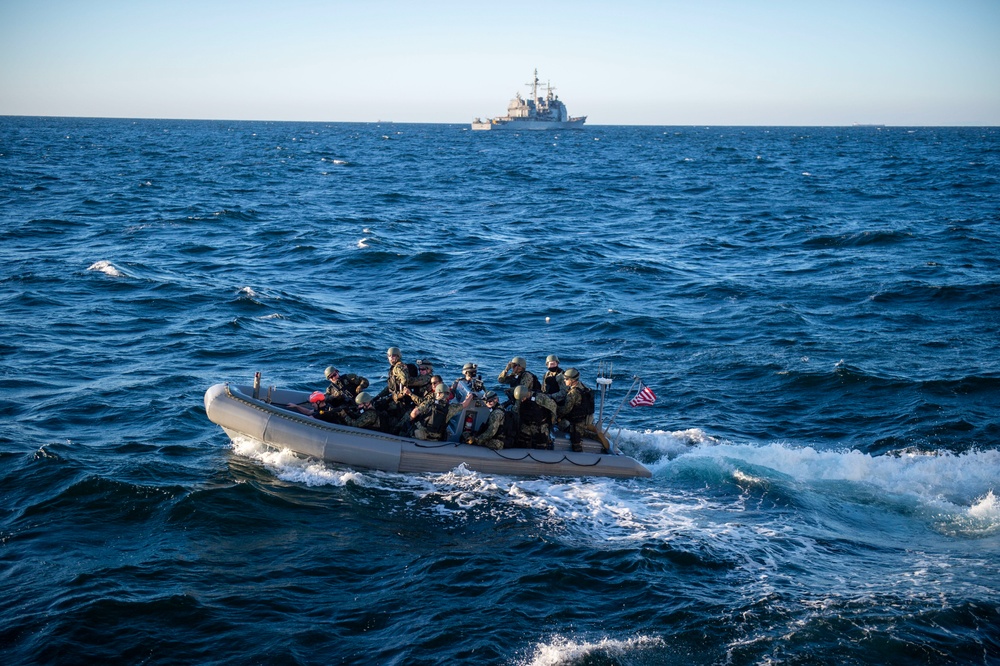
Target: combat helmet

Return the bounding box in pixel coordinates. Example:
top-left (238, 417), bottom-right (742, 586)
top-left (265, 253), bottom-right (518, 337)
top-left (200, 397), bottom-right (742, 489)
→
top-left (545, 354), bottom-right (559, 365)
top-left (513, 386), bottom-right (529, 400)
top-left (324, 366), bottom-right (339, 379)
top-left (564, 367), bottom-right (580, 380)
top-left (510, 356), bottom-right (527, 368)
top-left (386, 346), bottom-right (401, 358)
top-left (355, 391), bottom-right (374, 405)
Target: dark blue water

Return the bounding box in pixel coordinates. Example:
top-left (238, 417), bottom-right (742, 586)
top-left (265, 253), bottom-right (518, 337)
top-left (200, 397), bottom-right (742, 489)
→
top-left (2, 117), bottom-right (999, 665)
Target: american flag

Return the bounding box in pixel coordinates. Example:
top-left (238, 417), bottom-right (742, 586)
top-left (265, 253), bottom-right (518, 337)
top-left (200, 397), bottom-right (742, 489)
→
top-left (629, 385), bottom-right (657, 407)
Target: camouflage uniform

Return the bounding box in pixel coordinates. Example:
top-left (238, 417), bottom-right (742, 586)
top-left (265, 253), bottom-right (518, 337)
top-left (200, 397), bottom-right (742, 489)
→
top-left (558, 381), bottom-right (594, 449)
top-left (340, 404), bottom-right (382, 431)
top-left (515, 391), bottom-right (558, 449)
top-left (411, 398), bottom-right (466, 441)
top-left (324, 377), bottom-right (352, 410)
top-left (467, 406), bottom-right (506, 450)
top-left (498, 366), bottom-right (540, 392)
top-left (339, 373), bottom-right (369, 398)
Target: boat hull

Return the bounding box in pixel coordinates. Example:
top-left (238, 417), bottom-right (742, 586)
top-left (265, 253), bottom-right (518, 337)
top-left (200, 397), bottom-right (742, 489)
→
top-left (204, 383), bottom-right (651, 479)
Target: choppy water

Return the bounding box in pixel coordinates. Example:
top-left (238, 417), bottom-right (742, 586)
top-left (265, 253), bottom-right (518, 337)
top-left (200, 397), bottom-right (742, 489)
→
top-left (2, 117), bottom-right (999, 665)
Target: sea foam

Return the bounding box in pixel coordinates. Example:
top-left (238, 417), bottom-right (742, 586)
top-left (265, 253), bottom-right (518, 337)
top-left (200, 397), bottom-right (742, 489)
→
top-left (87, 260), bottom-right (125, 277)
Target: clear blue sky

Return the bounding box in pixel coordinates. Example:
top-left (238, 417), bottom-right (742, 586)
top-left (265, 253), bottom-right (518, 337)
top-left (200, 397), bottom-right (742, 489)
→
top-left (2, 0), bottom-right (998, 125)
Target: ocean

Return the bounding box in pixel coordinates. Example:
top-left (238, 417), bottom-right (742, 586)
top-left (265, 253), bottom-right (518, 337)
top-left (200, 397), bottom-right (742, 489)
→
top-left (1, 117), bottom-right (998, 665)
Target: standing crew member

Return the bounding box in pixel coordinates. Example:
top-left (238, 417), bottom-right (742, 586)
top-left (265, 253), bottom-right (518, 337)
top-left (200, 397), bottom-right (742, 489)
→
top-left (375, 346), bottom-right (413, 423)
top-left (557, 367), bottom-right (594, 452)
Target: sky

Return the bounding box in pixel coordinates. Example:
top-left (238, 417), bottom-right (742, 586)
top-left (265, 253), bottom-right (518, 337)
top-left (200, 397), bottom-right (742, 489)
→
top-left (1, 0), bottom-right (998, 125)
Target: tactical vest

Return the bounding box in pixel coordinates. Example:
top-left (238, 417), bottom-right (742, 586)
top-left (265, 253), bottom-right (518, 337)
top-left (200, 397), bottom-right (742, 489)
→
top-left (542, 369), bottom-right (562, 394)
top-left (566, 386), bottom-right (594, 422)
top-left (423, 399), bottom-right (451, 439)
top-left (500, 407), bottom-right (520, 445)
top-left (519, 394), bottom-right (549, 428)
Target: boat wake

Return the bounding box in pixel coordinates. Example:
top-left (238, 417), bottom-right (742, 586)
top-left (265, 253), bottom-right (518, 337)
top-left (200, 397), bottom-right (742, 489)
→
top-left (230, 430), bottom-right (1000, 542)
top-left (516, 634), bottom-right (666, 666)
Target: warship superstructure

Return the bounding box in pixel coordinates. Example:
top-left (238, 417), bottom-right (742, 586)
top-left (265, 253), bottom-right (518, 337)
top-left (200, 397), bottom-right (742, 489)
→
top-left (472, 69), bottom-right (586, 130)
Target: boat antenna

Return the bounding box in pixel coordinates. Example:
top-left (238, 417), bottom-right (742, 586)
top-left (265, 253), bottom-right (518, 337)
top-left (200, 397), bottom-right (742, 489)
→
top-left (602, 375), bottom-right (642, 437)
top-left (596, 362), bottom-right (613, 427)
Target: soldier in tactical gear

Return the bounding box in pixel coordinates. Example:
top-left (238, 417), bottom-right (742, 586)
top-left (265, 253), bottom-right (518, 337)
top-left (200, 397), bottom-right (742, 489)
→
top-left (375, 346), bottom-right (413, 423)
top-left (557, 367), bottom-right (595, 452)
top-left (452, 362), bottom-right (485, 397)
top-left (512, 385), bottom-right (558, 449)
top-left (339, 391), bottom-right (384, 431)
top-left (323, 366), bottom-right (368, 411)
top-left (541, 354), bottom-right (567, 405)
top-left (498, 356), bottom-right (541, 402)
top-left (465, 390), bottom-right (508, 450)
top-left (407, 383), bottom-right (474, 441)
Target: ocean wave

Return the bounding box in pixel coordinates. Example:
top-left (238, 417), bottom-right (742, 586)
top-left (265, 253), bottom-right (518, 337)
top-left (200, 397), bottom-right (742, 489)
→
top-left (517, 634), bottom-right (667, 666)
top-left (803, 229), bottom-right (913, 248)
top-left (86, 260), bottom-right (125, 278)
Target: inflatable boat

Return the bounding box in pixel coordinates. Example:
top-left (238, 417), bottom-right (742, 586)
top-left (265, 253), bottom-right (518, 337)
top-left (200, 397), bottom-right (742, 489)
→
top-left (204, 381), bottom-right (651, 479)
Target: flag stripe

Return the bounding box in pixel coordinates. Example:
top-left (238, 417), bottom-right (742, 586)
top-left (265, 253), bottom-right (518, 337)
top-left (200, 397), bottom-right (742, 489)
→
top-left (629, 386), bottom-right (656, 407)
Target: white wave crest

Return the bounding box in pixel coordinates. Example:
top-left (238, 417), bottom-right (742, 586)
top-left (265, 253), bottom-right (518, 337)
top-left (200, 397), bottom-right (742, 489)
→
top-left (519, 634), bottom-right (666, 666)
top-left (87, 260), bottom-right (124, 277)
top-left (231, 436), bottom-right (367, 487)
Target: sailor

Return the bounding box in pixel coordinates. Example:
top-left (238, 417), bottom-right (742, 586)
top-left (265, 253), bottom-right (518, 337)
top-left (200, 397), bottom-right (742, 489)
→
top-left (464, 390), bottom-right (509, 450)
top-left (374, 346), bottom-right (413, 421)
top-left (512, 385), bottom-right (557, 449)
top-left (451, 362), bottom-right (485, 397)
top-left (497, 356), bottom-right (541, 401)
top-left (322, 367), bottom-right (353, 410)
top-left (540, 354), bottom-right (567, 405)
top-left (557, 368), bottom-right (595, 452)
top-left (338, 369), bottom-right (370, 400)
top-left (407, 383), bottom-right (474, 441)
top-left (338, 391), bottom-right (384, 431)
top-left (407, 375), bottom-right (446, 407)
top-left (406, 358), bottom-right (436, 399)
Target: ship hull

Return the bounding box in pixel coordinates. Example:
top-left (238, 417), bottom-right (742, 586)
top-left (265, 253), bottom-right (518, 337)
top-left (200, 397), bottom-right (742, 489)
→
top-left (472, 117), bottom-right (587, 131)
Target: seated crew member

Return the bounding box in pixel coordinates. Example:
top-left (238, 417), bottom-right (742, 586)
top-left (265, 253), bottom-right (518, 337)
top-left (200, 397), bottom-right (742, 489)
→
top-left (541, 354), bottom-right (567, 405)
top-left (406, 383), bottom-right (474, 441)
top-left (322, 367), bottom-right (353, 411)
top-left (338, 391), bottom-right (384, 431)
top-left (464, 390), bottom-right (509, 450)
top-left (451, 362), bottom-right (485, 397)
top-left (335, 367), bottom-right (370, 400)
top-left (556, 367), bottom-right (596, 453)
top-left (286, 390), bottom-right (330, 418)
top-left (512, 385), bottom-right (557, 449)
top-left (497, 356), bottom-right (541, 402)
top-left (407, 359), bottom-right (436, 400)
